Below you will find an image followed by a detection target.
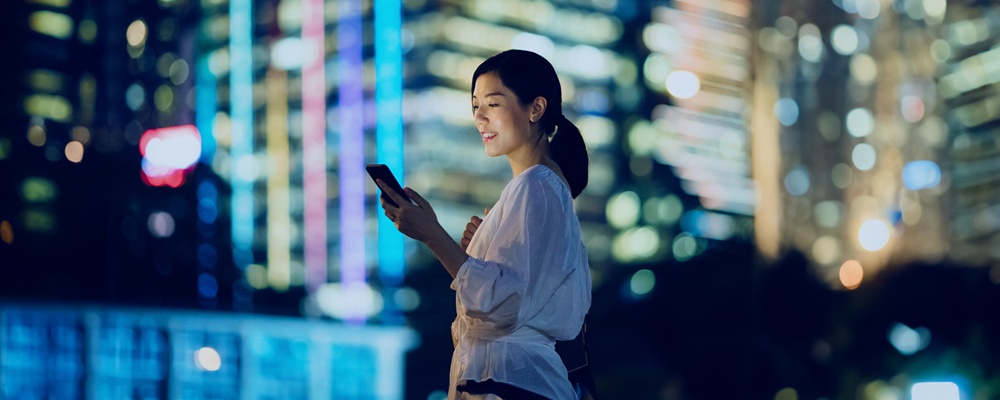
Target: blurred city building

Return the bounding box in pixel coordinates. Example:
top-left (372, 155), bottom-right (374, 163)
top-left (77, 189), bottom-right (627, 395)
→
top-left (750, 0), bottom-right (999, 288)
top-left (8, 0), bottom-right (1000, 399)
top-left (0, 303), bottom-right (415, 399)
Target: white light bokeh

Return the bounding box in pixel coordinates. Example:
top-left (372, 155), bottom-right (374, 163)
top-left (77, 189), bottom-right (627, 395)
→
top-left (270, 37), bottom-right (306, 70)
top-left (858, 219), bottom-right (890, 251)
top-left (830, 25), bottom-right (859, 55)
top-left (846, 108), bottom-right (874, 137)
top-left (194, 347), bottom-right (222, 372)
top-left (911, 382), bottom-right (959, 400)
top-left (852, 143), bottom-right (877, 171)
top-left (148, 211), bottom-right (175, 238)
top-left (607, 191), bottom-right (641, 229)
top-left (797, 34), bottom-right (824, 62)
top-left (665, 70), bottom-right (700, 99)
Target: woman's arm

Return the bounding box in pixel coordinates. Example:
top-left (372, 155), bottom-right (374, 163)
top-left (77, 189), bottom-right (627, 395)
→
top-left (377, 180), bottom-right (467, 278)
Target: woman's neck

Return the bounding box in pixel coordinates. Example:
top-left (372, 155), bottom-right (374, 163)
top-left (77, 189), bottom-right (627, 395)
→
top-left (507, 141), bottom-right (549, 177)
top-left (508, 150), bottom-right (570, 191)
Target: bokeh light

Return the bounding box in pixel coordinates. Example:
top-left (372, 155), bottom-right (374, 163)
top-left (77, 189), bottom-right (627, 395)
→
top-left (846, 108), bottom-right (874, 137)
top-left (839, 260), bottom-right (864, 289)
top-left (852, 143), bottom-right (877, 171)
top-left (901, 95), bottom-right (925, 123)
top-left (672, 233), bottom-right (703, 262)
top-left (21, 177), bottom-right (58, 203)
top-left (774, 387), bottom-right (798, 400)
top-left (774, 98), bottom-right (799, 126)
top-left (29, 11), bottom-right (74, 39)
top-left (629, 269), bottom-right (655, 296)
top-left (0, 220), bottom-right (13, 244)
top-left (606, 191), bottom-right (641, 229)
top-left (393, 287), bottom-right (422, 312)
top-left (784, 166), bottom-right (810, 196)
top-left (814, 201), bottom-right (843, 228)
top-left (665, 70), bottom-right (700, 99)
top-left (126, 19), bottom-right (148, 47)
top-left (830, 25), bottom-right (859, 55)
top-left (902, 160), bottom-right (941, 190)
top-left (64, 141), bottom-right (84, 163)
top-left (858, 219), bottom-right (890, 251)
top-left (888, 322), bottom-right (931, 355)
top-left (857, 0), bottom-right (881, 19)
top-left (831, 163), bottom-right (853, 188)
top-left (911, 382), bottom-right (959, 400)
top-left (315, 282), bottom-right (384, 319)
top-left (811, 236), bottom-right (841, 265)
top-left (148, 211), bottom-right (176, 238)
top-left (194, 347), bottom-right (222, 372)
top-left (850, 53), bottom-right (878, 84)
top-left (0, 137), bottom-right (10, 161)
top-left (797, 24), bottom-right (824, 62)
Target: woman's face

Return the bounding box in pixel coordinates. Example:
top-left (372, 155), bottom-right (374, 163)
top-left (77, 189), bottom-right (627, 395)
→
top-left (472, 72), bottom-right (536, 158)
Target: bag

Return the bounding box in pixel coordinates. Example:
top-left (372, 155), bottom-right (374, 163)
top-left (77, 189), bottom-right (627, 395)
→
top-left (556, 319), bottom-right (599, 400)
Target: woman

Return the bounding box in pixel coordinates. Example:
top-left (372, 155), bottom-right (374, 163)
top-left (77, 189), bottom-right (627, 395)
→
top-left (377, 49), bottom-right (592, 399)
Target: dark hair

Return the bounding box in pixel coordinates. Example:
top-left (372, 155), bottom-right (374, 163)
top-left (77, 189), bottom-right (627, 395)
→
top-left (472, 49), bottom-right (589, 199)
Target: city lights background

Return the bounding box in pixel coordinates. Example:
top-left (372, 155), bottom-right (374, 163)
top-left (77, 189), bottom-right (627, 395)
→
top-left (1, 0), bottom-right (999, 399)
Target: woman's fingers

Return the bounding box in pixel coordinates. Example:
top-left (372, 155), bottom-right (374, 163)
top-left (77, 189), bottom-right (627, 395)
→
top-left (405, 187), bottom-right (431, 209)
top-left (376, 179), bottom-right (409, 209)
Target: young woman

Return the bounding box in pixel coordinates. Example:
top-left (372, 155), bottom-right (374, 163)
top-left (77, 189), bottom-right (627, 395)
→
top-left (377, 49), bottom-right (592, 399)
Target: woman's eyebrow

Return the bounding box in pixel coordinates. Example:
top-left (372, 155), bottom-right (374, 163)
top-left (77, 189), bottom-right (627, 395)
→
top-left (472, 92), bottom-right (505, 99)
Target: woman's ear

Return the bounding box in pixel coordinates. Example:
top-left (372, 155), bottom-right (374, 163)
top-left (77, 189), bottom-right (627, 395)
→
top-left (529, 96), bottom-right (547, 123)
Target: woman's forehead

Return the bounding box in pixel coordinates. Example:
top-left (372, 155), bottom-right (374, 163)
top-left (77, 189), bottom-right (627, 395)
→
top-left (472, 73), bottom-right (510, 97)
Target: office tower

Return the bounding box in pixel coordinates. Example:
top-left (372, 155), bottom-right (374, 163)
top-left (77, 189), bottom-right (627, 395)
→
top-left (616, 0), bottom-right (755, 268)
top-left (0, 0), bottom-right (227, 306)
top-left (750, 0), bottom-right (993, 288)
top-left (938, 3), bottom-right (1000, 266)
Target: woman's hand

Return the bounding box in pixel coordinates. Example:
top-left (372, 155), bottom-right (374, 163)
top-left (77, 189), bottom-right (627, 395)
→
top-left (460, 208), bottom-right (490, 252)
top-left (378, 180), bottom-right (468, 278)
top-left (377, 179), bottom-right (445, 243)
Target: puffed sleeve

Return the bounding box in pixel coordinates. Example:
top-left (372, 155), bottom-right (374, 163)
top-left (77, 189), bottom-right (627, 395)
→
top-left (449, 176), bottom-right (564, 331)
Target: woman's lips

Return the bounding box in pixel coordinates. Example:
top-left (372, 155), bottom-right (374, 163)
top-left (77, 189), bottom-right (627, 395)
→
top-left (481, 132), bottom-right (497, 142)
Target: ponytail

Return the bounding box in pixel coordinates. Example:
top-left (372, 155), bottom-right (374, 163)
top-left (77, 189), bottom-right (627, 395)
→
top-left (550, 115), bottom-right (588, 199)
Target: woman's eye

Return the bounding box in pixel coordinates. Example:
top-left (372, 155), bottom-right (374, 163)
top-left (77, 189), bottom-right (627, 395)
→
top-left (488, 104), bottom-right (499, 108)
top-left (472, 105), bottom-right (479, 111)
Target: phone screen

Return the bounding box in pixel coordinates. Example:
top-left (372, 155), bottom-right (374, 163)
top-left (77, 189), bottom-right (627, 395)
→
top-left (366, 164), bottom-right (411, 207)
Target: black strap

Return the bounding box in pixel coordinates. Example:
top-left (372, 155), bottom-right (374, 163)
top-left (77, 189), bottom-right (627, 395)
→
top-left (558, 318), bottom-right (599, 400)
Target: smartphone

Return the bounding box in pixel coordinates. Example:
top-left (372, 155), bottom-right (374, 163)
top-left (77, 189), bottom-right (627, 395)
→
top-left (366, 164), bottom-right (412, 208)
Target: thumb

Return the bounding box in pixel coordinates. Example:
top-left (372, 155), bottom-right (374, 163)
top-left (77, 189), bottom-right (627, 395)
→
top-left (405, 187), bottom-right (431, 208)
top-left (485, 207), bottom-right (491, 215)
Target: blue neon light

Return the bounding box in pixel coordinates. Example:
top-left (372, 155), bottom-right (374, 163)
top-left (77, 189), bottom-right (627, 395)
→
top-left (230, 0), bottom-right (254, 275)
top-left (375, 0), bottom-right (405, 290)
top-left (195, 57), bottom-right (216, 164)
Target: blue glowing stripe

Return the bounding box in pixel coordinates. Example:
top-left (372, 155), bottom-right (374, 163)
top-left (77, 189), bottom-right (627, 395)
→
top-left (339, 0), bottom-right (366, 312)
top-left (195, 57), bottom-right (216, 164)
top-left (229, 0), bottom-right (254, 270)
top-left (375, 0), bottom-right (405, 289)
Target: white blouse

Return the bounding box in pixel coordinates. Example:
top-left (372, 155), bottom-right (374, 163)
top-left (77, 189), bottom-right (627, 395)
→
top-left (448, 164), bottom-right (593, 400)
